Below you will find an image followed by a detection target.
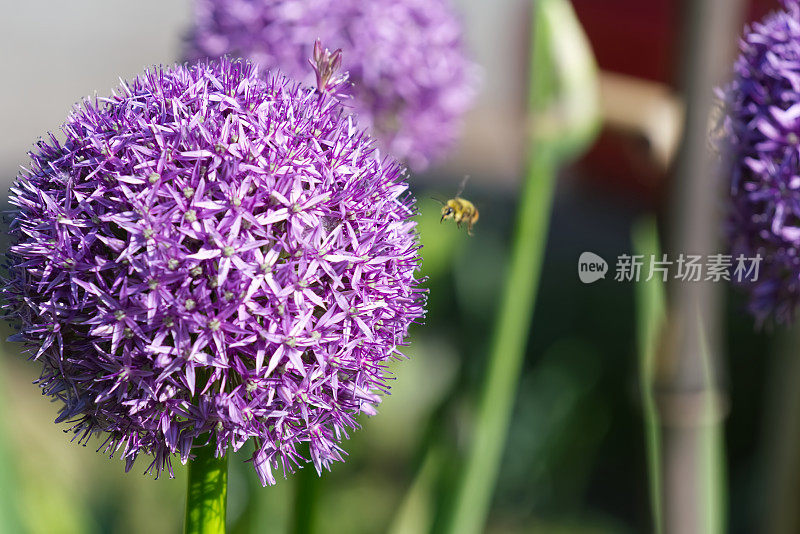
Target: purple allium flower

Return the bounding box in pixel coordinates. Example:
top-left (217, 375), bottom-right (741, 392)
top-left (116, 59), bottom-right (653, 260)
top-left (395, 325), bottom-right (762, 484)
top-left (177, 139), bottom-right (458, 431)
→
top-left (184, 0), bottom-right (480, 171)
top-left (721, 0), bottom-right (800, 324)
top-left (3, 56), bottom-right (425, 485)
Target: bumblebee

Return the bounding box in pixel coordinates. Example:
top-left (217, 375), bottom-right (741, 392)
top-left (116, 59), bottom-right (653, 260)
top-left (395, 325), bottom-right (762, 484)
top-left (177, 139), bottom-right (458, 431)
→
top-left (438, 177), bottom-right (479, 236)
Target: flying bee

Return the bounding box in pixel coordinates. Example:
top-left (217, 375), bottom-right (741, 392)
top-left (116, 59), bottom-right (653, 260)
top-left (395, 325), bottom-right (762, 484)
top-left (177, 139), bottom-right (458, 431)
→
top-left (436, 176), bottom-right (479, 236)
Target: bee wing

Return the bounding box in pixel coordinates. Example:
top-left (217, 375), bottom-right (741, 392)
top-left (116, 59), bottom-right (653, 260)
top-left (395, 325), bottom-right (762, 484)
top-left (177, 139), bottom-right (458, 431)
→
top-left (455, 175), bottom-right (471, 198)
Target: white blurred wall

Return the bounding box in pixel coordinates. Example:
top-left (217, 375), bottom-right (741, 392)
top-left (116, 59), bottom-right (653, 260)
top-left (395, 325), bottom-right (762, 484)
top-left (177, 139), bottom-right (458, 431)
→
top-left (0, 1), bottom-right (192, 177)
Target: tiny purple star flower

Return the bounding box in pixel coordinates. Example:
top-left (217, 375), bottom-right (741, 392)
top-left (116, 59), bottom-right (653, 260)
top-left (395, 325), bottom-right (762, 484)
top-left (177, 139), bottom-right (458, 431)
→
top-left (721, 0), bottom-right (800, 324)
top-left (184, 0), bottom-right (480, 171)
top-left (3, 56), bottom-right (425, 485)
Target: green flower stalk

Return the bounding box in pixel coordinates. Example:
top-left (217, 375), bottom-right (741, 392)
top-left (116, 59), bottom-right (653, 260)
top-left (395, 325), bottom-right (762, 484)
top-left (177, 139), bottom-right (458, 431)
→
top-left (444, 1), bottom-right (600, 532)
top-left (633, 218), bottom-right (666, 534)
top-left (185, 444), bottom-right (228, 534)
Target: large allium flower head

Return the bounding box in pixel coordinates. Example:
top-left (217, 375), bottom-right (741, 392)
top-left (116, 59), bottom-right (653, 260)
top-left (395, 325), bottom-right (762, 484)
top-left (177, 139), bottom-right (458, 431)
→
top-left (184, 0), bottom-right (480, 171)
top-left (722, 0), bottom-right (800, 324)
top-left (3, 54), bottom-right (425, 486)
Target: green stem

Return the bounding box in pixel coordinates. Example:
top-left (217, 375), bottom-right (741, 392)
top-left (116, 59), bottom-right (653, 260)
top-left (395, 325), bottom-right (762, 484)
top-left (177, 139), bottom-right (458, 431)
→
top-left (632, 218), bottom-right (665, 534)
top-left (184, 441), bottom-right (229, 534)
top-left (442, 0), bottom-right (599, 531)
top-left (444, 143), bottom-right (557, 534)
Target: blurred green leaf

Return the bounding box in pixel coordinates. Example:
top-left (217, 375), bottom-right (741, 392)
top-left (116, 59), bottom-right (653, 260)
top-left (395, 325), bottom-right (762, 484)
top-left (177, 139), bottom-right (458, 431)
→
top-left (0, 363), bottom-right (22, 533)
top-left (387, 446), bottom-right (441, 534)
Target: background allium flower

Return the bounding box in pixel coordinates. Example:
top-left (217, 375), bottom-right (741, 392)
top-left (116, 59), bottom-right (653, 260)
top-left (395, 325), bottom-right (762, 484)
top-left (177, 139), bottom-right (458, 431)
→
top-left (184, 0), bottom-right (480, 171)
top-left (722, 0), bottom-right (800, 324)
top-left (4, 57), bottom-right (425, 485)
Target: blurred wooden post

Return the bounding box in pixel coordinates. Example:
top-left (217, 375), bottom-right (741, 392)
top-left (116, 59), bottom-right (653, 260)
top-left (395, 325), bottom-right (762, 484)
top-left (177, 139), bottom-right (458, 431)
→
top-left (659, 1), bottom-right (745, 533)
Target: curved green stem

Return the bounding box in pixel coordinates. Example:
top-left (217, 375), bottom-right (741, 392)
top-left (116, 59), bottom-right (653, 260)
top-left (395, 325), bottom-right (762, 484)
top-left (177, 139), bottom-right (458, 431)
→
top-left (184, 442), bottom-right (229, 534)
top-left (443, 1), bottom-right (598, 532)
top-left (444, 144), bottom-right (556, 534)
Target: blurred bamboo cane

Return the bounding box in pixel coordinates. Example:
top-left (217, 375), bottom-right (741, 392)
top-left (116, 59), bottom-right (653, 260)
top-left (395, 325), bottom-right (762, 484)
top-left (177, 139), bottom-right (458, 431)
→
top-left (658, 1), bottom-right (745, 533)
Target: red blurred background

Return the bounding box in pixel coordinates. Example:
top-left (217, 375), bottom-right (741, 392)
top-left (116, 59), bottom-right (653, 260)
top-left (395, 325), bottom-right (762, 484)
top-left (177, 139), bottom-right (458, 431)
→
top-left (571, 0), bottom-right (780, 205)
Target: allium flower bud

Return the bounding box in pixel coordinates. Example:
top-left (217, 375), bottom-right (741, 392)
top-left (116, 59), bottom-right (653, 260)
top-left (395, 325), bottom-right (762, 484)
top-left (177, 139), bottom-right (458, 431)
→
top-left (184, 0), bottom-right (480, 171)
top-left (3, 57), bottom-right (425, 485)
top-left (721, 0), bottom-right (800, 324)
